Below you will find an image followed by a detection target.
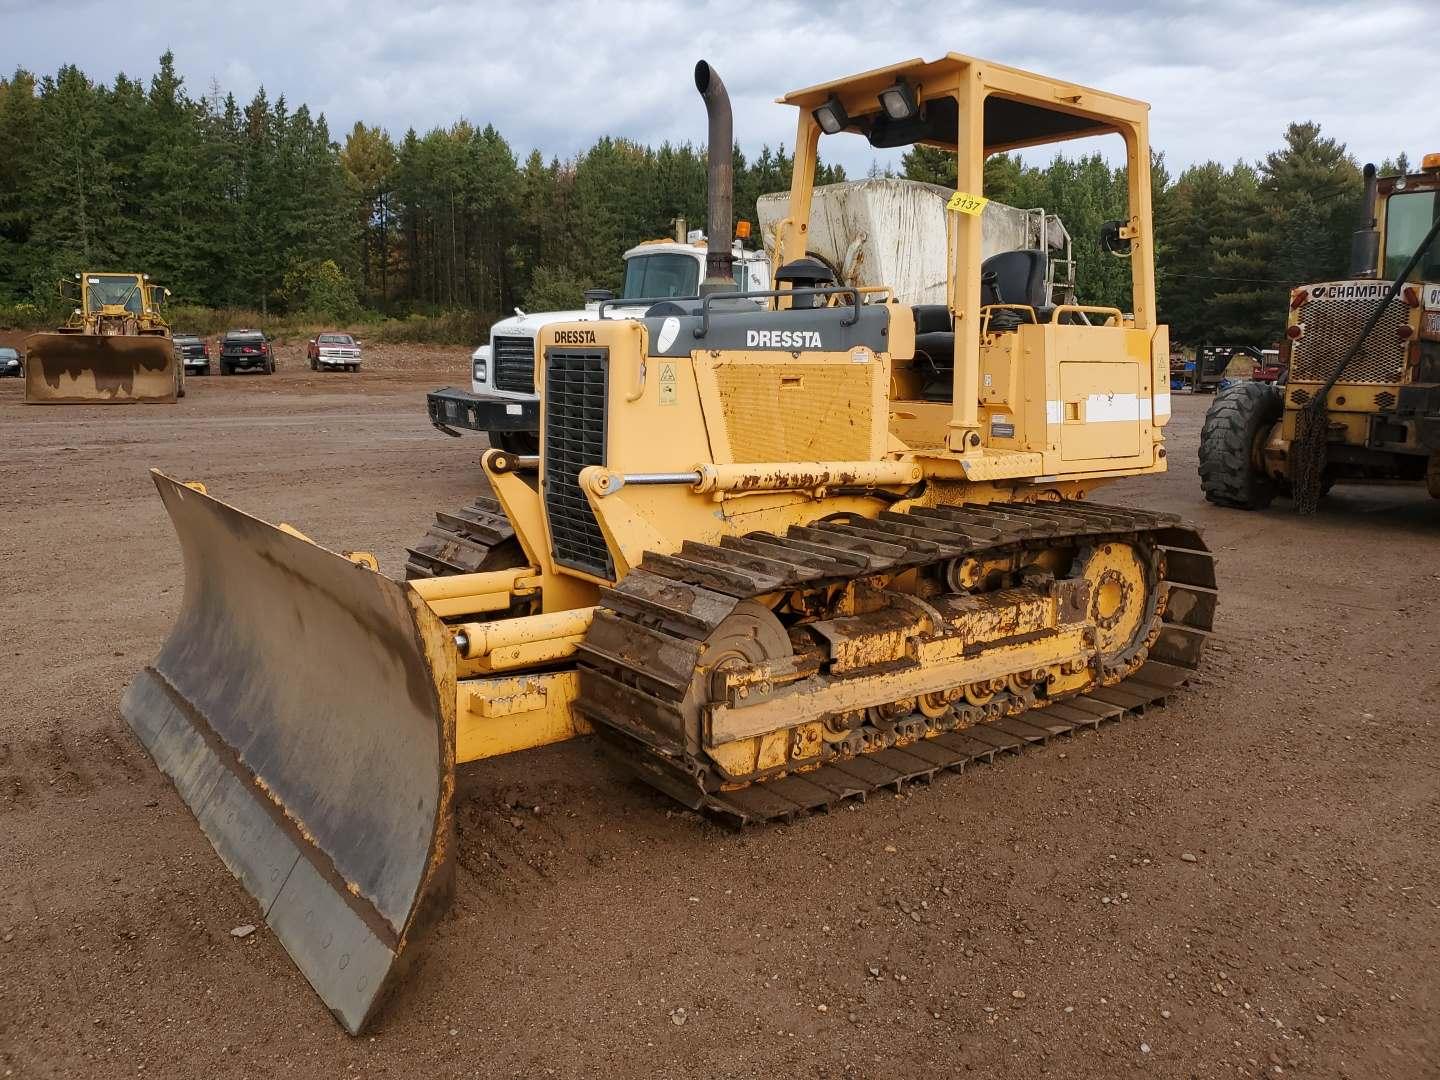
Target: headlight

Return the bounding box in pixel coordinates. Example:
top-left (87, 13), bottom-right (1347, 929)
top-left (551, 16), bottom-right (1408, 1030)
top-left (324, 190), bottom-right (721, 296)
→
top-left (473, 346), bottom-right (490, 382)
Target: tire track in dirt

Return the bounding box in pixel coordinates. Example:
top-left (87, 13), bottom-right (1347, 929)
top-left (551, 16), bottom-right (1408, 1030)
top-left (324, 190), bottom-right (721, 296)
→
top-left (1, 724), bottom-right (151, 813)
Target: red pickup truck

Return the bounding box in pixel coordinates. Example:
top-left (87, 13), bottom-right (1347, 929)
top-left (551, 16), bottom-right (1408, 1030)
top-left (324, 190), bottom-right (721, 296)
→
top-left (1251, 348), bottom-right (1285, 383)
top-left (307, 332), bottom-right (362, 372)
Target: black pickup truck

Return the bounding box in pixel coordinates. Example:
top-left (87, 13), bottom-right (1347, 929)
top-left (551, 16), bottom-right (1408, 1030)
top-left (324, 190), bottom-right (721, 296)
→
top-left (219, 330), bottom-right (275, 375)
top-left (173, 333), bottom-right (210, 375)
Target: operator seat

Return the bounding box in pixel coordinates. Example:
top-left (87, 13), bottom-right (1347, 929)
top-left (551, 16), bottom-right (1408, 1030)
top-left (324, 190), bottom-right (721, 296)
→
top-left (909, 249), bottom-right (1052, 402)
top-left (981, 250), bottom-right (1050, 317)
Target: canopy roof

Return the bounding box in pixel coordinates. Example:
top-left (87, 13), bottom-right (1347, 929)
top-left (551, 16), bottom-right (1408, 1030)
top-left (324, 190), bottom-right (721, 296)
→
top-left (780, 54), bottom-right (1149, 154)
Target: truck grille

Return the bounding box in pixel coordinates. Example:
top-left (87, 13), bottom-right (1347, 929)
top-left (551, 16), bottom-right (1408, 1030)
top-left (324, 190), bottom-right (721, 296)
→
top-left (1290, 286), bottom-right (1407, 384)
top-left (543, 348), bottom-right (613, 579)
top-left (493, 335), bottom-right (535, 393)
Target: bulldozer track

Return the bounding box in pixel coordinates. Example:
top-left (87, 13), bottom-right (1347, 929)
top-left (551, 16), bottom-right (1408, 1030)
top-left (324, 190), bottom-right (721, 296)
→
top-left (404, 496), bottom-right (518, 580)
top-left (574, 500), bottom-right (1216, 825)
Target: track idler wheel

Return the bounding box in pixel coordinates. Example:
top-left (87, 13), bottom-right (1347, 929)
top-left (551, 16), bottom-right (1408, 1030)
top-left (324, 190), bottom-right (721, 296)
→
top-left (1074, 541), bottom-right (1160, 680)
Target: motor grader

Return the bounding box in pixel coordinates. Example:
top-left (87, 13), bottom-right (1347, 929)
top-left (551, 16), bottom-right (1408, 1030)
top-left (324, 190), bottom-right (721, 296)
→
top-left (24, 271), bottom-right (182, 403)
top-left (123, 56), bottom-right (1215, 1033)
top-left (1199, 156), bottom-right (1440, 510)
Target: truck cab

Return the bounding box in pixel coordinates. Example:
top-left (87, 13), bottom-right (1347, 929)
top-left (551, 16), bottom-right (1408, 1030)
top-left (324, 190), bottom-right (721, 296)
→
top-left (427, 234), bottom-right (771, 450)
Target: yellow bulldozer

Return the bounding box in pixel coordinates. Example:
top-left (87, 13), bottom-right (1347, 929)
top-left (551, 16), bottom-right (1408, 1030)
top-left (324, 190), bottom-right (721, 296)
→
top-left (24, 270), bottom-right (182, 403)
top-left (123, 55), bottom-right (1215, 1032)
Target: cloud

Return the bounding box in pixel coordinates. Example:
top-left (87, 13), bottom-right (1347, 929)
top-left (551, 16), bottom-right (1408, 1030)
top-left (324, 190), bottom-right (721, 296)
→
top-left (4, 0), bottom-right (1430, 176)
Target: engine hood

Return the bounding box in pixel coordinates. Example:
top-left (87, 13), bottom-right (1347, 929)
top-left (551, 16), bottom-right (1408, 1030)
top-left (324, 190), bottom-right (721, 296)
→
top-left (489, 308), bottom-right (594, 338)
top-left (488, 303), bottom-right (652, 340)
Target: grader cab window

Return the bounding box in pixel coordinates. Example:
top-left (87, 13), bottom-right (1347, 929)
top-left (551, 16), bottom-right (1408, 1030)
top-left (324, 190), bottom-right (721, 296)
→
top-left (1383, 191), bottom-right (1440, 281)
top-left (87, 275), bottom-right (143, 313)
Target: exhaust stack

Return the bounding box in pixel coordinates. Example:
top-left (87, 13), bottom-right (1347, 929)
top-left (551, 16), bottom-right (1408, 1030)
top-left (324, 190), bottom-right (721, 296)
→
top-left (695, 60), bottom-right (734, 294)
top-left (1349, 163), bottom-right (1380, 279)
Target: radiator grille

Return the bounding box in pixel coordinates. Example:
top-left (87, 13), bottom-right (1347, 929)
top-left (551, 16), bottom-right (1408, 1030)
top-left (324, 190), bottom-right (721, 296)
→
top-left (1290, 287), bottom-right (1407, 384)
top-left (493, 335), bottom-right (536, 393)
top-left (708, 362), bottom-right (876, 463)
top-left (543, 348), bottom-right (613, 579)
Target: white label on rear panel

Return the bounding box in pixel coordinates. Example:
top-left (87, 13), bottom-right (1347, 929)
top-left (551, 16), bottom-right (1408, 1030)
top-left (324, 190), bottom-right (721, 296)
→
top-left (506, 403), bottom-right (522, 415)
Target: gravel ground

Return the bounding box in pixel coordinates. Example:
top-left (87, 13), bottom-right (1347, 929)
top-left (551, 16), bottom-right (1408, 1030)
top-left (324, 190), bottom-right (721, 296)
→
top-left (1, 359), bottom-right (1437, 1079)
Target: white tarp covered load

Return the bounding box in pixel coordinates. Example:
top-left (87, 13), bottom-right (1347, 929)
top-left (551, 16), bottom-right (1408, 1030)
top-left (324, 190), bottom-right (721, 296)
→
top-left (757, 178), bottom-right (1073, 308)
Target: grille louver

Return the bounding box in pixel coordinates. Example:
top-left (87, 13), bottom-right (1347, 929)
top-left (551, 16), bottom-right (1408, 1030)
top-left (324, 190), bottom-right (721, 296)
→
top-left (1291, 290), bottom-right (1406, 384)
top-left (543, 348), bottom-right (613, 579)
top-left (493, 335), bottom-right (536, 393)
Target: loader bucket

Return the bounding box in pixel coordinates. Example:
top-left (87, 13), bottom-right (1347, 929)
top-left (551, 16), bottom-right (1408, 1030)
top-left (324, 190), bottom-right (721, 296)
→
top-left (24, 331), bottom-right (178, 403)
top-left (121, 472), bottom-right (457, 1033)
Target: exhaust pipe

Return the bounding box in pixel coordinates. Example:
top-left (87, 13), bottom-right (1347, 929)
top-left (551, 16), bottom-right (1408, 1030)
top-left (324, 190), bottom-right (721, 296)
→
top-left (694, 60), bottom-right (734, 294)
top-left (1349, 163), bottom-right (1380, 278)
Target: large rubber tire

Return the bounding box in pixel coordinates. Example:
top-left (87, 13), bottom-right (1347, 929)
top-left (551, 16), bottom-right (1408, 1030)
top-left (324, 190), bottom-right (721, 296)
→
top-left (1198, 381), bottom-right (1285, 509)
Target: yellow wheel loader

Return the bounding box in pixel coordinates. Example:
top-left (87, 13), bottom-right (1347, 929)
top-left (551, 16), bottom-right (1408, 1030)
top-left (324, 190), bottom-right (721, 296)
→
top-left (123, 56), bottom-right (1215, 1033)
top-left (24, 271), bottom-right (182, 403)
top-left (1199, 156), bottom-right (1440, 511)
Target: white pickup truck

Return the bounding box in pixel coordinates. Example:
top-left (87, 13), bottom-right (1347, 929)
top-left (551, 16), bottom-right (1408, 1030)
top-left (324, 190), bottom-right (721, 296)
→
top-left (426, 235), bottom-right (772, 450)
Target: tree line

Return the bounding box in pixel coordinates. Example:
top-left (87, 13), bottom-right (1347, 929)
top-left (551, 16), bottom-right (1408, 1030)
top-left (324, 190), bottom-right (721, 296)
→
top-left (0, 53), bottom-right (1411, 345)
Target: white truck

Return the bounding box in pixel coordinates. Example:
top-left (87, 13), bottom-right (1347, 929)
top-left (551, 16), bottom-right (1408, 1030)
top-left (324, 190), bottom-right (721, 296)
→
top-left (756, 177), bottom-right (1075, 308)
top-left (426, 232), bottom-right (772, 450)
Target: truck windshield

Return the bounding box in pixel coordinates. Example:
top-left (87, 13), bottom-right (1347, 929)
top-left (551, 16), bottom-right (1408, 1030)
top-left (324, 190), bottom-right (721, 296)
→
top-left (622, 253), bottom-right (699, 299)
top-left (87, 275), bottom-right (143, 313)
top-left (1383, 191), bottom-right (1440, 280)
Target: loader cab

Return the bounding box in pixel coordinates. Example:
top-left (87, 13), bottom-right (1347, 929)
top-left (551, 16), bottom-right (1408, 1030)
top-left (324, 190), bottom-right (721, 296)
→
top-left (83, 273), bottom-right (147, 315)
top-left (774, 54), bottom-right (1168, 469)
top-left (1376, 161), bottom-right (1440, 281)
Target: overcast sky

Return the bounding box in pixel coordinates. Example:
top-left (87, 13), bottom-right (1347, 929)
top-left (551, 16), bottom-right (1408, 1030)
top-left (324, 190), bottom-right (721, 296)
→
top-left (2, 0), bottom-right (1431, 177)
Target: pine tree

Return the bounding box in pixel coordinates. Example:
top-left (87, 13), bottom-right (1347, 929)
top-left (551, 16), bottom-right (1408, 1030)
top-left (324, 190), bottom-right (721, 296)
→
top-left (340, 122), bottom-right (397, 308)
top-left (0, 69), bottom-right (41, 300)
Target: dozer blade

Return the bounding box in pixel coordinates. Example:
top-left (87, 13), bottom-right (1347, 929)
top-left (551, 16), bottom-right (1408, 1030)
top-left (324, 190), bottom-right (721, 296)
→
top-left (121, 471), bottom-right (457, 1033)
top-left (24, 331), bottom-right (178, 403)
